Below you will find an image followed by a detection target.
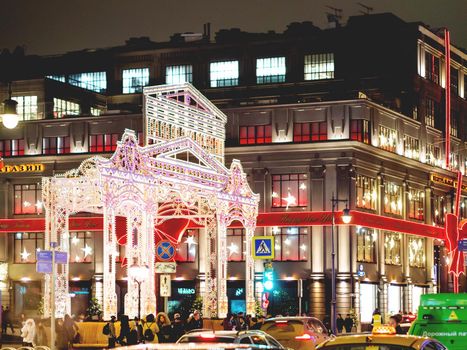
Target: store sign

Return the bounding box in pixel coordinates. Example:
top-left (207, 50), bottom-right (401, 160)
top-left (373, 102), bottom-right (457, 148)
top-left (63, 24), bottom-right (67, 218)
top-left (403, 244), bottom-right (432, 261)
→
top-left (177, 288), bottom-right (196, 295)
top-left (431, 173), bottom-right (467, 192)
top-left (0, 163), bottom-right (44, 173)
top-left (155, 262), bottom-right (176, 274)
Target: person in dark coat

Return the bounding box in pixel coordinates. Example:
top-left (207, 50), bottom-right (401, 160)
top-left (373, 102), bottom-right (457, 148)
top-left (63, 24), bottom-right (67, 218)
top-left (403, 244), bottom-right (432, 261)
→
top-left (336, 314), bottom-right (344, 333)
top-left (156, 312), bottom-right (171, 343)
top-left (169, 313), bottom-right (185, 343)
top-left (107, 316), bottom-right (117, 349)
top-left (63, 314), bottom-right (78, 347)
top-left (251, 315), bottom-right (265, 330)
top-left (221, 314), bottom-right (235, 330)
top-left (55, 319), bottom-right (68, 350)
top-left (186, 310), bottom-right (203, 331)
top-left (344, 314), bottom-right (353, 333)
top-left (118, 315), bottom-right (131, 345)
top-left (389, 314), bottom-right (405, 334)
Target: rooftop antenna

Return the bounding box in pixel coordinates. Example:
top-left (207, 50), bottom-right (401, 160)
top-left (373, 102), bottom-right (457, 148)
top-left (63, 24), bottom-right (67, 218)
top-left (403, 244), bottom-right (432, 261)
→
top-left (357, 3), bottom-right (373, 15)
top-left (325, 6), bottom-right (343, 27)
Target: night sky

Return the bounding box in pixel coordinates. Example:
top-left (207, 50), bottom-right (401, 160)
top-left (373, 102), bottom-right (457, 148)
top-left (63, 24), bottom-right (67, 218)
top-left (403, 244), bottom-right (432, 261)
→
top-left (1, 0), bottom-right (466, 56)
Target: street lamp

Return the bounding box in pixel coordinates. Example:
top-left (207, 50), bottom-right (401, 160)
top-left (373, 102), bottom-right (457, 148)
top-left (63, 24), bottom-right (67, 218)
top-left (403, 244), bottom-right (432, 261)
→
top-left (128, 259), bottom-right (149, 319)
top-left (330, 194), bottom-right (352, 335)
top-left (2, 83), bottom-right (19, 129)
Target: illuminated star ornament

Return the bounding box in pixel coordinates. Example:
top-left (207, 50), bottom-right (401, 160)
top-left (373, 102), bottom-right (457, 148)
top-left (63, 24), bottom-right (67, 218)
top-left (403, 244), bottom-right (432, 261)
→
top-left (71, 236), bottom-right (80, 245)
top-left (282, 192), bottom-right (296, 209)
top-left (81, 244), bottom-right (93, 258)
top-left (227, 242), bottom-right (239, 257)
top-left (20, 248), bottom-right (31, 261)
top-left (184, 235), bottom-right (197, 249)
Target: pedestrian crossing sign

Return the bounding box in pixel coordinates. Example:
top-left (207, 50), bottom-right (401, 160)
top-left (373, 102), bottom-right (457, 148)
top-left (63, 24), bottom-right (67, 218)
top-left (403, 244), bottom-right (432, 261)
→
top-left (252, 236), bottom-right (274, 259)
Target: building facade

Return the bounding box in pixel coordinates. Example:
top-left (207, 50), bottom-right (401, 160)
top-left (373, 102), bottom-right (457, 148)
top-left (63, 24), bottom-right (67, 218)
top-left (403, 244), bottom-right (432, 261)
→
top-left (0, 13), bottom-right (466, 325)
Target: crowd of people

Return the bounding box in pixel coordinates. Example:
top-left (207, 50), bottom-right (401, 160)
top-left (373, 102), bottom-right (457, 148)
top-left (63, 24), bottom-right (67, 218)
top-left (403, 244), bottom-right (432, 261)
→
top-left (1, 306), bottom-right (49, 347)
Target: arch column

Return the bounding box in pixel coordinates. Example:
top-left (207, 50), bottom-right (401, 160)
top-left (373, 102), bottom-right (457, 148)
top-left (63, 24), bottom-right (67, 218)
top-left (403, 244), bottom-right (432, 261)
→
top-left (245, 224), bottom-right (256, 315)
top-left (103, 207), bottom-right (118, 319)
top-left (203, 216), bottom-right (218, 317)
top-left (217, 217), bottom-right (228, 318)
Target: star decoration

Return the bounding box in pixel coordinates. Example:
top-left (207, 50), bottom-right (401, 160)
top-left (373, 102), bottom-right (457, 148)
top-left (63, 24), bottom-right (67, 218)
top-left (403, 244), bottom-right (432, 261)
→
top-left (20, 248), bottom-right (30, 261)
top-left (282, 192), bottom-right (296, 209)
top-left (81, 244), bottom-right (93, 258)
top-left (227, 243), bottom-right (239, 257)
top-left (185, 236), bottom-right (197, 249)
top-left (71, 236), bottom-right (80, 245)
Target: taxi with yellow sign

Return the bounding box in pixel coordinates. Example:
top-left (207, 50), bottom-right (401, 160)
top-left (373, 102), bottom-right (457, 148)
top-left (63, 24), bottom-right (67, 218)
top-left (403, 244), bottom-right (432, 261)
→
top-left (316, 325), bottom-right (447, 350)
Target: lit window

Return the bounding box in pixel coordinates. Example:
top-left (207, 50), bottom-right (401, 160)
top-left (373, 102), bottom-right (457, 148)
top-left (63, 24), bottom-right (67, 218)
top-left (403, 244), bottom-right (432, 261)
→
top-left (424, 52), bottom-right (439, 84)
top-left (53, 98), bottom-right (80, 118)
top-left (69, 71), bottom-right (107, 93)
top-left (46, 75), bottom-right (66, 82)
top-left (70, 231), bottom-right (94, 263)
top-left (304, 53), bottom-right (334, 80)
top-left (256, 57), bottom-right (286, 84)
top-left (14, 232), bottom-right (44, 263)
top-left (227, 228), bottom-right (245, 262)
top-left (273, 227), bottom-right (308, 261)
top-left (408, 188), bottom-right (424, 221)
top-left (350, 120), bottom-right (370, 144)
top-left (384, 232), bottom-right (402, 265)
top-left (425, 98), bottom-right (437, 128)
top-left (12, 96), bottom-right (38, 121)
top-left (426, 144), bottom-right (440, 166)
top-left (0, 139), bottom-right (25, 157)
top-left (42, 136), bottom-right (70, 155)
top-left (90, 107), bottom-right (101, 116)
top-left (175, 229), bottom-right (198, 263)
top-left (356, 227), bottom-right (376, 263)
top-left (89, 134), bottom-right (119, 153)
top-left (293, 122), bottom-right (327, 142)
top-left (378, 125), bottom-right (397, 153)
top-left (166, 65), bottom-right (193, 84)
top-left (210, 61), bottom-right (239, 87)
top-left (356, 175), bottom-right (377, 210)
top-left (404, 136), bottom-right (419, 160)
top-left (122, 68), bottom-right (150, 93)
top-left (432, 195), bottom-right (446, 226)
top-left (239, 125), bottom-right (272, 145)
top-left (408, 237), bottom-right (425, 268)
top-left (271, 174), bottom-right (308, 208)
top-left (384, 182), bottom-right (402, 216)
top-left (460, 199), bottom-right (467, 220)
top-left (14, 183), bottom-right (43, 215)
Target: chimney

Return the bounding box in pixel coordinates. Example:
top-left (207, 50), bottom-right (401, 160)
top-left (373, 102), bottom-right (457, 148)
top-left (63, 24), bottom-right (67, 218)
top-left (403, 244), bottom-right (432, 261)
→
top-left (203, 23), bottom-right (211, 41)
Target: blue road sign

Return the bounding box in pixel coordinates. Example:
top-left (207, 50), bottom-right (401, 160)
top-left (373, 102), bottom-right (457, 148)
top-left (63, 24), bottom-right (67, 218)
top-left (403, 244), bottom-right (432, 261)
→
top-left (458, 240), bottom-right (467, 252)
top-left (252, 236), bottom-right (274, 259)
top-left (156, 240), bottom-right (175, 261)
top-left (55, 252), bottom-right (68, 264)
top-left (37, 250), bottom-right (53, 262)
top-left (37, 261), bottom-right (53, 274)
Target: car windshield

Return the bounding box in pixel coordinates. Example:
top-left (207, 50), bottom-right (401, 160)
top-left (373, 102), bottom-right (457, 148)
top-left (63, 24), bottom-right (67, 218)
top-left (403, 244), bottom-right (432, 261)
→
top-left (321, 345), bottom-right (414, 350)
top-left (178, 336), bottom-right (235, 343)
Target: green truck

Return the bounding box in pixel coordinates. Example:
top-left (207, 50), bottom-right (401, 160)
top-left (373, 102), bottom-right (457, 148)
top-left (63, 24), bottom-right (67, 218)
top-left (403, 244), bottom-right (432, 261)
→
top-left (408, 293), bottom-right (467, 350)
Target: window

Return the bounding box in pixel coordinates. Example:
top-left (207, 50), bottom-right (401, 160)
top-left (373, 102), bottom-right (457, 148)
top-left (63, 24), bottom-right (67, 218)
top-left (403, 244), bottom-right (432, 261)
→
top-left (408, 237), bottom-right (425, 268)
top-left (450, 67), bottom-right (458, 95)
top-left (356, 175), bottom-right (377, 210)
top-left (227, 228), bottom-right (245, 262)
top-left (384, 182), bottom-right (402, 216)
top-left (12, 96), bottom-right (38, 121)
top-left (293, 122), bottom-right (327, 142)
top-left (0, 139), bottom-right (25, 157)
top-left (42, 136), bottom-right (70, 155)
top-left (70, 231), bottom-right (94, 263)
top-left (460, 199), bottom-right (467, 220)
top-left (356, 227), bottom-right (376, 263)
top-left (14, 232), bottom-right (44, 263)
top-left (256, 57), bottom-right (286, 84)
top-left (53, 98), bottom-right (80, 118)
top-left (166, 65), bottom-right (193, 84)
top-left (350, 119), bottom-right (370, 144)
top-left (273, 227), bottom-right (308, 261)
top-left (404, 136), bottom-right (419, 160)
top-left (69, 71), bottom-right (107, 93)
top-left (384, 232), bottom-right (402, 265)
top-left (425, 98), bottom-right (437, 128)
top-left (122, 68), bottom-right (150, 93)
top-left (424, 52), bottom-right (439, 84)
top-left (89, 134), bottom-right (119, 152)
top-left (426, 144), bottom-right (440, 166)
top-left (408, 188), bottom-right (424, 221)
top-left (175, 229), bottom-right (198, 263)
top-left (90, 107), bottom-right (101, 116)
top-left (210, 61), bottom-right (239, 87)
top-left (271, 174), bottom-right (308, 208)
top-left (304, 53), bottom-right (334, 80)
top-left (14, 184), bottom-right (43, 215)
top-left (378, 126), bottom-right (397, 152)
top-left (46, 75), bottom-right (66, 82)
top-left (450, 110), bottom-right (459, 137)
top-left (432, 195), bottom-right (446, 226)
top-left (239, 125), bottom-right (272, 144)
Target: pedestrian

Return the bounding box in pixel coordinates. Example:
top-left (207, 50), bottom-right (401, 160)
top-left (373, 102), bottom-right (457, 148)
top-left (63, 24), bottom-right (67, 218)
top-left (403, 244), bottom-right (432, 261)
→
top-left (371, 308), bottom-right (382, 331)
top-left (221, 313), bottom-right (235, 330)
top-left (21, 318), bottom-right (36, 347)
top-left (322, 315), bottom-right (331, 334)
top-left (4, 307), bottom-right (14, 334)
top-left (56, 319), bottom-right (68, 350)
top-left (105, 316), bottom-right (117, 349)
top-left (251, 315), bottom-right (265, 330)
top-left (134, 317), bottom-right (144, 344)
top-left (389, 314), bottom-right (405, 334)
top-left (235, 316), bottom-right (248, 331)
top-left (156, 312), bottom-right (171, 343)
top-left (125, 317), bottom-right (140, 345)
top-left (186, 310), bottom-right (203, 331)
top-left (142, 313), bottom-right (159, 344)
top-left (169, 313), bottom-right (185, 343)
top-left (63, 314), bottom-right (79, 347)
top-left (118, 315), bottom-right (131, 345)
top-left (344, 314), bottom-right (353, 333)
top-left (34, 320), bottom-right (48, 346)
top-left (336, 314), bottom-right (344, 333)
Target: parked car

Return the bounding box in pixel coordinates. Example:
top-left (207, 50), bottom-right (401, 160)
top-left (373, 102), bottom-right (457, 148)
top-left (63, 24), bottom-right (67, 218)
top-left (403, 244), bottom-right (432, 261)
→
top-left (177, 329), bottom-right (286, 349)
top-left (260, 317), bottom-right (329, 350)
